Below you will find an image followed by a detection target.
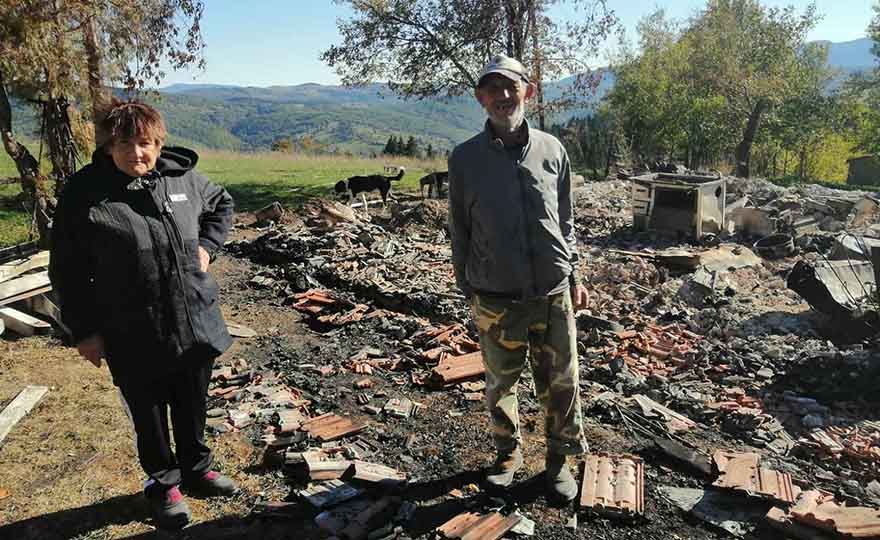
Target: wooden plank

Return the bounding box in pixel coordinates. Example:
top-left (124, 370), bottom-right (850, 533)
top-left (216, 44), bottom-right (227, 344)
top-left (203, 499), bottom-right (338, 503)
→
top-left (0, 385), bottom-right (49, 444)
top-left (0, 241), bottom-right (39, 266)
top-left (0, 307), bottom-right (52, 337)
top-left (26, 293), bottom-right (66, 331)
top-left (0, 271), bottom-right (51, 306)
top-left (0, 251), bottom-right (50, 284)
top-left (0, 285), bottom-right (52, 308)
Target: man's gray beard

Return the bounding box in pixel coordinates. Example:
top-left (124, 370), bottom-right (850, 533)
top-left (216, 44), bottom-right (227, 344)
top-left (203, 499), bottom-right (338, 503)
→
top-left (488, 103), bottom-right (526, 134)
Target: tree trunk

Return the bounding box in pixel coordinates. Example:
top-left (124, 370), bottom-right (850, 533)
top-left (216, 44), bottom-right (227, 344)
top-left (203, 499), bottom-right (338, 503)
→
top-left (82, 14), bottom-right (109, 127)
top-left (0, 69), bottom-right (54, 246)
top-left (798, 146), bottom-right (807, 182)
top-left (528, 1), bottom-right (545, 130)
top-left (44, 96), bottom-right (78, 190)
top-left (734, 99), bottom-right (767, 178)
top-left (604, 131), bottom-right (614, 178)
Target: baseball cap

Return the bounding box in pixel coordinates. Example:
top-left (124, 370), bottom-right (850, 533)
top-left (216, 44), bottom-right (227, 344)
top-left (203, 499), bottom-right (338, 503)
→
top-left (477, 54), bottom-right (530, 87)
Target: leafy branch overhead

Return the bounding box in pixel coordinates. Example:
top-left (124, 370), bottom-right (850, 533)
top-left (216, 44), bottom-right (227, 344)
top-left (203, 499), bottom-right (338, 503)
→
top-left (321, 0), bottom-right (619, 115)
top-left (0, 0), bottom-right (208, 243)
top-left (607, 0), bottom-right (828, 177)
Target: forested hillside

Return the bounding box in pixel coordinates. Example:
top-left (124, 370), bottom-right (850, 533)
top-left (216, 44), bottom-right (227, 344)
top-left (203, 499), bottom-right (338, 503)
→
top-left (6, 39), bottom-right (868, 155)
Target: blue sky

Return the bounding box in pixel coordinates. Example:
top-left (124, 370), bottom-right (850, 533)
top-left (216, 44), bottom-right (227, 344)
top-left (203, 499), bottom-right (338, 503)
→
top-left (158, 0), bottom-right (875, 88)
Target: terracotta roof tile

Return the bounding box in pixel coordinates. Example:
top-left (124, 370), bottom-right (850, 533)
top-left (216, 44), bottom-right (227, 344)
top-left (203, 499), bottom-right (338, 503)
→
top-left (579, 453), bottom-right (645, 517)
top-left (437, 511), bottom-right (522, 540)
top-left (712, 451), bottom-right (797, 504)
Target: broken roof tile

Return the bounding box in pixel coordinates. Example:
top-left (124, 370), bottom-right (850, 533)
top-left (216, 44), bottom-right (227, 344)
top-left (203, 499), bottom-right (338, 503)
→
top-left (300, 450), bottom-right (353, 481)
top-left (274, 408), bottom-right (308, 433)
top-left (417, 324), bottom-right (480, 355)
top-left (712, 451), bottom-right (797, 504)
top-left (350, 461), bottom-right (407, 486)
top-left (768, 490), bottom-right (880, 540)
top-left (579, 453), bottom-right (645, 518)
top-left (437, 511), bottom-right (522, 540)
top-left (383, 397), bottom-right (415, 418)
top-left (430, 352), bottom-right (485, 387)
top-left (298, 479), bottom-right (362, 509)
top-left (301, 413), bottom-right (367, 442)
top-left (789, 490), bottom-right (880, 539)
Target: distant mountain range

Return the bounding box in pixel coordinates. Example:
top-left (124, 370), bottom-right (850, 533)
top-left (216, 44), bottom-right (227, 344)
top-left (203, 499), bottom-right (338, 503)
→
top-left (823, 37), bottom-right (874, 72)
top-left (8, 38), bottom-right (873, 155)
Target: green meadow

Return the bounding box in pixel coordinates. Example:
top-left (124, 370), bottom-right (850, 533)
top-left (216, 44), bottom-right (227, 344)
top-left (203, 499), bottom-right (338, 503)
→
top-left (0, 148), bottom-right (447, 248)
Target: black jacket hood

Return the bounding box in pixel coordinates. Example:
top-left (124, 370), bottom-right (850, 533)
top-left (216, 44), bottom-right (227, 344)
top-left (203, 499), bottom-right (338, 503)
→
top-left (91, 145), bottom-right (199, 176)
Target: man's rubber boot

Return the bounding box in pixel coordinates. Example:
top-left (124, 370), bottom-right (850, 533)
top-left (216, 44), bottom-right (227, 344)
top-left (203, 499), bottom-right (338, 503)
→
top-left (182, 471), bottom-right (239, 497)
top-left (546, 453), bottom-right (578, 503)
top-left (146, 485), bottom-right (191, 530)
top-left (485, 447), bottom-right (524, 488)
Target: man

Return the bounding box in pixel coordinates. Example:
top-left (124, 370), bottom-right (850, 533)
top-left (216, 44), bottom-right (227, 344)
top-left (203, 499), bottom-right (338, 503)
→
top-left (447, 54), bottom-right (588, 502)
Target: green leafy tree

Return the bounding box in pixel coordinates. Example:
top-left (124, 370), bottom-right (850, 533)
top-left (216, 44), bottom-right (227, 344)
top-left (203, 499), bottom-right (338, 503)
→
top-left (0, 0), bottom-right (206, 242)
top-left (847, 2), bottom-right (880, 154)
top-left (607, 2), bottom-right (828, 177)
top-left (321, 0), bottom-right (619, 123)
top-left (607, 9), bottom-right (733, 169)
top-left (405, 136), bottom-right (418, 157)
top-left (383, 135), bottom-right (396, 155)
top-left (686, 0), bottom-right (821, 177)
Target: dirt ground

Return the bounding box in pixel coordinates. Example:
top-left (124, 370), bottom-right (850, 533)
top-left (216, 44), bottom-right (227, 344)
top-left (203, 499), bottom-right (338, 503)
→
top-left (0, 225), bottom-right (725, 540)
top-left (0, 183), bottom-right (877, 540)
top-left (0, 254), bottom-right (278, 539)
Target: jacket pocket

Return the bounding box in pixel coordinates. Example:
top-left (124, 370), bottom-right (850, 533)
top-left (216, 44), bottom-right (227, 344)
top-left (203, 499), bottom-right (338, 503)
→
top-left (186, 268), bottom-right (230, 350)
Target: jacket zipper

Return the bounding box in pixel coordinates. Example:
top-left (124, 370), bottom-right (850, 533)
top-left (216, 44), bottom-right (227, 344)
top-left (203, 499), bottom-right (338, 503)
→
top-left (157, 180), bottom-right (197, 340)
top-left (515, 158), bottom-right (539, 298)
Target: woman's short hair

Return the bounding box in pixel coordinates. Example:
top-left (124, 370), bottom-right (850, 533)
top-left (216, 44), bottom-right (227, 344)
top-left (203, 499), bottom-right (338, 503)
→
top-left (97, 99), bottom-right (167, 148)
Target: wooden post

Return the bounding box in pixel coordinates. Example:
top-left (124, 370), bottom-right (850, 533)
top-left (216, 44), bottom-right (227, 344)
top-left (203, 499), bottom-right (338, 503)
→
top-left (872, 247), bottom-right (880, 304)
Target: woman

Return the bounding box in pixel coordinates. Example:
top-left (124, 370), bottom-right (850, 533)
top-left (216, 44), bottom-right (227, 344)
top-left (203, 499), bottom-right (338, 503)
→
top-left (49, 100), bottom-right (237, 530)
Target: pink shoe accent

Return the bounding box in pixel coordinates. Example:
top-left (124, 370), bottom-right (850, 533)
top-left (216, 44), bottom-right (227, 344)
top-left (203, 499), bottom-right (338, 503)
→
top-left (166, 486), bottom-right (184, 505)
top-left (202, 471), bottom-right (219, 481)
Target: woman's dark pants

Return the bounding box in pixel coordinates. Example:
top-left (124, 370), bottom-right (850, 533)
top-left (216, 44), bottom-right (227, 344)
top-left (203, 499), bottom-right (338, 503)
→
top-left (119, 355), bottom-right (215, 493)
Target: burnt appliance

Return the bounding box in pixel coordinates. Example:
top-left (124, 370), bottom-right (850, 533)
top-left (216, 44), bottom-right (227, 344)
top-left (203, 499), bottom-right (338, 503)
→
top-left (630, 173), bottom-right (726, 239)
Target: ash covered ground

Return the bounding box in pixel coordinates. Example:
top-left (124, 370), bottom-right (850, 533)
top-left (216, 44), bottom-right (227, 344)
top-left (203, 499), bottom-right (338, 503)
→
top-left (203, 178), bottom-right (880, 540)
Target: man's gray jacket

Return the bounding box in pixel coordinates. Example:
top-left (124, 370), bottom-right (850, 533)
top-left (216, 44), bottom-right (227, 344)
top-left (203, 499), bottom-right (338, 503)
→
top-left (448, 121), bottom-right (579, 299)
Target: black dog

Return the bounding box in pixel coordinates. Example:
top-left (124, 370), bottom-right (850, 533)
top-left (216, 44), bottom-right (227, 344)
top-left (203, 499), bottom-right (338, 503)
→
top-left (340, 167), bottom-right (406, 211)
top-left (334, 180), bottom-right (348, 199)
top-left (419, 171), bottom-right (448, 199)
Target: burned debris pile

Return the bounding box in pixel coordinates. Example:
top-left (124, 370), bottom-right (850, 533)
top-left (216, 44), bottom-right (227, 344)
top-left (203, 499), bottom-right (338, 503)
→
top-left (201, 173), bottom-right (880, 538)
top-left (197, 172), bottom-right (880, 539)
top-left (228, 199), bottom-right (467, 323)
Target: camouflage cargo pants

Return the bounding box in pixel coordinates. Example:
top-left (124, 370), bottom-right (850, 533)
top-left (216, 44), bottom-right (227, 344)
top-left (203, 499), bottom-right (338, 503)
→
top-left (470, 289), bottom-right (588, 456)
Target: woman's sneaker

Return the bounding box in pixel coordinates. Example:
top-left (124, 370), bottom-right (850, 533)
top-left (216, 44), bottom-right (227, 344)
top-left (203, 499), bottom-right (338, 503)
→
top-left (146, 485), bottom-right (190, 530)
top-left (182, 470), bottom-right (239, 497)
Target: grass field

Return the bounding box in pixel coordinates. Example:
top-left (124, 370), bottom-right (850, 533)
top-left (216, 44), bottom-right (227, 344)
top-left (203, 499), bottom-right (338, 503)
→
top-left (0, 150), bottom-right (33, 248)
top-left (0, 148), bottom-right (447, 247)
top-left (196, 150), bottom-right (446, 212)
